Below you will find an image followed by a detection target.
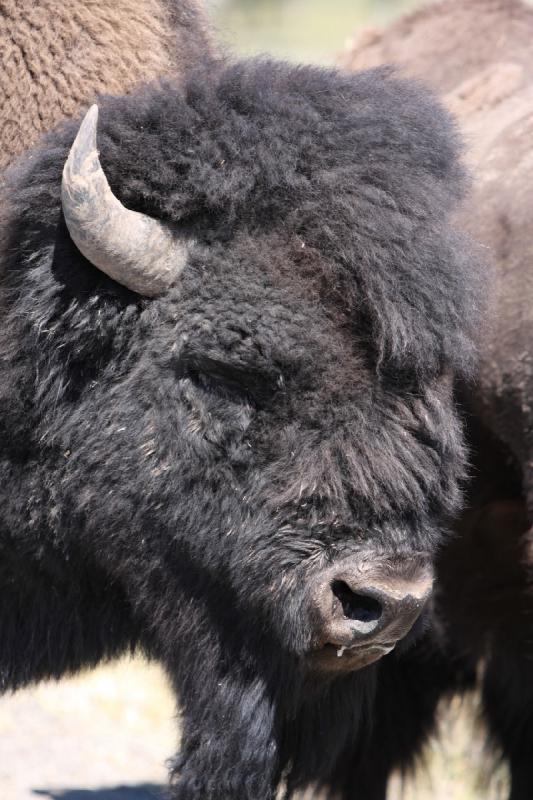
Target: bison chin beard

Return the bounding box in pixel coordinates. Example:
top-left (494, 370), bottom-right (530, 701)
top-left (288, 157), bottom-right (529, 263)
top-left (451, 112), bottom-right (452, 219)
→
top-left (158, 582), bottom-right (379, 800)
top-left (150, 530), bottom-right (424, 799)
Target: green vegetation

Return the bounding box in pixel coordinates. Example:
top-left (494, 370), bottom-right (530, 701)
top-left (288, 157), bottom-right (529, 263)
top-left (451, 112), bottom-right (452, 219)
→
top-left (209, 0), bottom-right (421, 64)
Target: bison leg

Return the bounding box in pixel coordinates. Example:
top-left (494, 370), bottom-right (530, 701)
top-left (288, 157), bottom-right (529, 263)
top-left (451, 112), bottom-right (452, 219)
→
top-left (332, 764), bottom-right (388, 800)
top-left (483, 650), bottom-right (533, 800)
top-left (483, 654), bottom-right (533, 800)
top-left (165, 653), bottom-right (283, 800)
top-left (477, 513), bottom-right (533, 800)
top-left (438, 494), bottom-right (533, 800)
top-left (456, 372), bottom-right (533, 795)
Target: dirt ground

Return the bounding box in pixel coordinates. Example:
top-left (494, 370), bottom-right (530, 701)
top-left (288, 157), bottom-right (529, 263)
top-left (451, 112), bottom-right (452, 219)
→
top-left (0, 658), bottom-right (510, 800)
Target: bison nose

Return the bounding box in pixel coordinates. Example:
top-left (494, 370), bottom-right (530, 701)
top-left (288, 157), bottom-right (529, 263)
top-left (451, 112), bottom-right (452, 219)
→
top-left (309, 558), bottom-right (433, 654)
top-left (329, 580), bottom-right (384, 637)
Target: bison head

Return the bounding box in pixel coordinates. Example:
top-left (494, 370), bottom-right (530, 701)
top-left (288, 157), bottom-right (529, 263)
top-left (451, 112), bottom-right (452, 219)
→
top-left (0, 60), bottom-right (484, 795)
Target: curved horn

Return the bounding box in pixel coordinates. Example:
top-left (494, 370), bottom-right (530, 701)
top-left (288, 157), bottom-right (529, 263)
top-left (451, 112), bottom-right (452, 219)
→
top-left (61, 105), bottom-right (188, 297)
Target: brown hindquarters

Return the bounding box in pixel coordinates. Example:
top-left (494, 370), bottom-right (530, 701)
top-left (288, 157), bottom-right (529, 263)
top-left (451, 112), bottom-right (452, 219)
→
top-left (0, 0), bottom-right (214, 171)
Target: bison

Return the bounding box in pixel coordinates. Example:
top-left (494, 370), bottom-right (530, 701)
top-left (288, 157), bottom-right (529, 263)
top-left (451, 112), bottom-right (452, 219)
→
top-left (0, 0), bottom-right (213, 171)
top-left (0, 50), bottom-right (484, 800)
top-left (342, 0), bottom-right (533, 795)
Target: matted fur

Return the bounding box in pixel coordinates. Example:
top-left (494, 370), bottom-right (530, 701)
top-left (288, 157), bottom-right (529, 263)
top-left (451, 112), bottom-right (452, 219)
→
top-left (0, 59), bottom-right (484, 798)
top-left (0, 0), bottom-right (213, 170)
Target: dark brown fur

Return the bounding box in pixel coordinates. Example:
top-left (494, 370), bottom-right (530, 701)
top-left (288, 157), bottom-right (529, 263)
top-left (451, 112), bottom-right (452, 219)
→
top-left (343, 1), bottom-right (533, 795)
top-left (0, 0), bottom-right (214, 171)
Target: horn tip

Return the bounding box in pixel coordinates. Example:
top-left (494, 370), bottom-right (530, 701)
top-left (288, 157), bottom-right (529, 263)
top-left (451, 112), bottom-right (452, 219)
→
top-left (78, 104), bottom-right (99, 148)
top-left (85, 104), bottom-right (99, 124)
top-left (66, 104), bottom-right (99, 176)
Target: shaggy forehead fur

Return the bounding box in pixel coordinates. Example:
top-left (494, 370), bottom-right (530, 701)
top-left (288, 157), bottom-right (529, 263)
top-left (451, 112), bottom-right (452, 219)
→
top-left (5, 59), bottom-right (482, 379)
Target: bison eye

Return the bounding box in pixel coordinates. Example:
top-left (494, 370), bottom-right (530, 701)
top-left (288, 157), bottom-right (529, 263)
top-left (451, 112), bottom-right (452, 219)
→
top-left (177, 355), bottom-right (278, 408)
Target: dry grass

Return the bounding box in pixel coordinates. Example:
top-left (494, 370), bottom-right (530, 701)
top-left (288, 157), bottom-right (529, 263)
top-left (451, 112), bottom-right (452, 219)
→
top-left (388, 694), bottom-right (508, 800)
top-left (0, 659), bottom-right (509, 799)
top-left (0, 659), bottom-right (174, 799)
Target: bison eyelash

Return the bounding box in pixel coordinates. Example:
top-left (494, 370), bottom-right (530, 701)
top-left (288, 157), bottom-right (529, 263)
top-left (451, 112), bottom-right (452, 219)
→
top-left (176, 357), bottom-right (277, 409)
top-left (189, 368), bottom-right (258, 407)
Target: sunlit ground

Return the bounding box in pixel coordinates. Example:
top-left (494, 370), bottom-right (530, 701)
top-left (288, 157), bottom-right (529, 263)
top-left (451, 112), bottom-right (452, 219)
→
top-left (0, 658), bottom-right (509, 800)
top-left (0, 660), bottom-right (173, 800)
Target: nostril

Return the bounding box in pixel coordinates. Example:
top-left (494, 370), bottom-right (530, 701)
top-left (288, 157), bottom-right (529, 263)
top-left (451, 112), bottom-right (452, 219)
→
top-left (331, 581), bottom-right (383, 624)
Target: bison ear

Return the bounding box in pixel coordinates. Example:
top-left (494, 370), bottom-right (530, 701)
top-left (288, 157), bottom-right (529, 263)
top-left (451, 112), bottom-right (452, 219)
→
top-left (61, 104), bottom-right (189, 297)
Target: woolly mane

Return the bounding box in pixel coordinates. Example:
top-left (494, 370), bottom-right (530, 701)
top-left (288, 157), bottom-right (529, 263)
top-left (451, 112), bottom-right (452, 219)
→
top-left (4, 59), bottom-right (483, 377)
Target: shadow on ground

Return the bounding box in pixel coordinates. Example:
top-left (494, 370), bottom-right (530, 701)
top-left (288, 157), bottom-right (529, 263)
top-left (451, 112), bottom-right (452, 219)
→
top-left (33, 786), bottom-right (163, 800)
